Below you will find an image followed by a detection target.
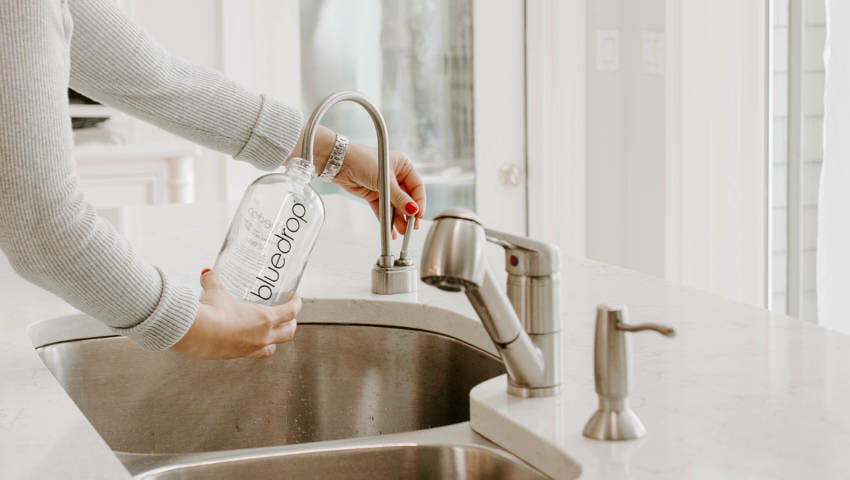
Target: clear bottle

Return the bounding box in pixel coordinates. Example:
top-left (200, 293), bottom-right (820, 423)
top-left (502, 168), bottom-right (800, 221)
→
top-left (214, 157), bottom-right (325, 305)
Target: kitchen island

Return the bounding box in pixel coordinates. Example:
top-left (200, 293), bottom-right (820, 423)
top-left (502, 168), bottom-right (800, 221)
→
top-left (2, 196), bottom-right (848, 479)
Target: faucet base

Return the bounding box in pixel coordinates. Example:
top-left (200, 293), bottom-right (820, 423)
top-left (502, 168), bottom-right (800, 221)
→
top-left (507, 383), bottom-right (561, 398)
top-left (582, 406), bottom-right (646, 441)
top-left (372, 264), bottom-right (417, 295)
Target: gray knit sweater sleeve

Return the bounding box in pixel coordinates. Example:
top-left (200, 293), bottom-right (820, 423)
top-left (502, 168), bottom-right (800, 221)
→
top-left (0, 0), bottom-right (303, 350)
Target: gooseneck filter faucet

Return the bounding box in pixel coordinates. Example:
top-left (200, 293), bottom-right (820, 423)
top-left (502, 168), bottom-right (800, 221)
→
top-left (299, 91), bottom-right (417, 295)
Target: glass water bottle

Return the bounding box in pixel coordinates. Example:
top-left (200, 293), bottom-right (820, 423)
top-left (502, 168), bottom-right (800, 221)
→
top-left (214, 157), bottom-right (325, 305)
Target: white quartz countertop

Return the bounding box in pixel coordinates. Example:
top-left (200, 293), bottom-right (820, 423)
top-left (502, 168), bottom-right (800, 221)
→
top-left (2, 195), bottom-right (849, 479)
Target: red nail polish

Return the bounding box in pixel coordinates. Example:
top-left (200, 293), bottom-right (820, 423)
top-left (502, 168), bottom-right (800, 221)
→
top-left (405, 201), bottom-right (418, 215)
top-left (201, 268), bottom-right (211, 275)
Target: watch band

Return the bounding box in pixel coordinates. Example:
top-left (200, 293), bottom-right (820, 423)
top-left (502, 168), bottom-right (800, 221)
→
top-left (318, 133), bottom-right (348, 182)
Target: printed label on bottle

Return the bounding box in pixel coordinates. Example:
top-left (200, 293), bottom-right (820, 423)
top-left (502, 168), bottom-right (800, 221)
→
top-left (216, 183), bottom-right (322, 307)
top-left (216, 208), bottom-right (272, 299)
top-left (248, 202), bottom-right (308, 301)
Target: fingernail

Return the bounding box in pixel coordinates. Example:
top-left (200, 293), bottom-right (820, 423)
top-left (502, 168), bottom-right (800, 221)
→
top-left (201, 268), bottom-right (211, 275)
top-left (405, 201), bottom-right (419, 215)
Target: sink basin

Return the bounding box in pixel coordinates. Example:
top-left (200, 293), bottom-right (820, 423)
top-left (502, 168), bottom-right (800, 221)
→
top-left (37, 323), bottom-right (504, 454)
top-left (136, 443), bottom-right (547, 480)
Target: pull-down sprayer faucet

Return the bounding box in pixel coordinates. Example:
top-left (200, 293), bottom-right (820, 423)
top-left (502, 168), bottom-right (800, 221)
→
top-left (421, 208), bottom-right (561, 397)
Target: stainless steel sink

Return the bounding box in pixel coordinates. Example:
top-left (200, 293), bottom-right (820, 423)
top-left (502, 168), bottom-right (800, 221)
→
top-left (137, 441), bottom-right (546, 480)
top-left (36, 323), bottom-right (505, 454)
top-left (31, 304), bottom-right (571, 479)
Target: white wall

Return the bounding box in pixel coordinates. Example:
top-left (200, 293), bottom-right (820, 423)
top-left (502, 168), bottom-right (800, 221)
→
top-left (585, 0), bottom-right (667, 275)
top-left (526, 0), bottom-right (586, 259)
top-left (818, 0), bottom-right (850, 334)
top-left (673, 0), bottom-right (768, 306)
top-left (585, 0), bottom-right (768, 307)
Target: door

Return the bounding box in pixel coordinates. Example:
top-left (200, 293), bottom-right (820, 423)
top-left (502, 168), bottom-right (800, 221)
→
top-left (472, 0), bottom-right (527, 235)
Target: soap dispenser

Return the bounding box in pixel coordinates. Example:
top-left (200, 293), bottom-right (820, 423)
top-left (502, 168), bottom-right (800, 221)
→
top-left (583, 305), bottom-right (675, 441)
top-left (214, 157), bottom-right (325, 305)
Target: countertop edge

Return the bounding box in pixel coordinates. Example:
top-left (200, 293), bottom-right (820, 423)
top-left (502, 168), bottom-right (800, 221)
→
top-left (470, 376), bottom-right (582, 480)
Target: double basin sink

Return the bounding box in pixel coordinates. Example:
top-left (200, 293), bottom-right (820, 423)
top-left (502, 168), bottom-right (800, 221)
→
top-left (32, 300), bottom-right (550, 479)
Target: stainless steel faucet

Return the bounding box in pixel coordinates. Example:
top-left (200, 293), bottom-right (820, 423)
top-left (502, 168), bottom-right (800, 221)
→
top-left (421, 208), bottom-right (560, 397)
top-left (583, 305), bottom-right (675, 441)
top-left (300, 91), bottom-right (417, 295)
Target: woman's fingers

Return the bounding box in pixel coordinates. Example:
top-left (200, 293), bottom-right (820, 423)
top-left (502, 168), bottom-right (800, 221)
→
top-left (245, 316), bottom-right (296, 359)
top-left (390, 180), bottom-right (417, 232)
top-left (243, 316), bottom-right (295, 359)
top-left (389, 178), bottom-right (416, 214)
top-left (390, 178), bottom-right (422, 235)
top-left (388, 153), bottom-right (423, 235)
top-left (269, 318), bottom-right (297, 345)
top-left (402, 174), bottom-right (426, 230)
top-left (246, 344), bottom-right (276, 359)
top-left (243, 300), bottom-right (299, 359)
top-left (251, 293), bottom-right (301, 353)
top-left (391, 153), bottom-right (426, 231)
top-left (177, 274), bottom-right (304, 360)
top-left (271, 293), bottom-right (302, 326)
top-left (199, 268), bottom-right (224, 291)
top-left (398, 161), bottom-right (426, 216)
top-left (336, 147), bottom-right (425, 235)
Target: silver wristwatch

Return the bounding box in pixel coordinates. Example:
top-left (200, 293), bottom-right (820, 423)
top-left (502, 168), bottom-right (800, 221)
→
top-left (318, 133), bottom-right (348, 182)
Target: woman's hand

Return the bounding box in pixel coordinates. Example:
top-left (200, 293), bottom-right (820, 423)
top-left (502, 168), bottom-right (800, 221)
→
top-left (171, 270), bottom-right (301, 360)
top-left (288, 124), bottom-right (426, 237)
top-left (334, 141), bottom-right (427, 238)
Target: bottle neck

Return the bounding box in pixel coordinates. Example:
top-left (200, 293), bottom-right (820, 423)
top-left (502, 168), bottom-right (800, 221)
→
top-left (284, 157), bottom-right (316, 184)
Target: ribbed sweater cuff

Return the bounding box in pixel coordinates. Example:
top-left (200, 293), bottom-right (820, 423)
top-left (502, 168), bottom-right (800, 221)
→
top-left (109, 269), bottom-right (198, 351)
top-left (235, 95), bottom-right (304, 171)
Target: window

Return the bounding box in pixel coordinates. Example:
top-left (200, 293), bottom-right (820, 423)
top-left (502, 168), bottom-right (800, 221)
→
top-left (770, 0), bottom-right (826, 322)
top-left (298, 0), bottom-right (475, 218)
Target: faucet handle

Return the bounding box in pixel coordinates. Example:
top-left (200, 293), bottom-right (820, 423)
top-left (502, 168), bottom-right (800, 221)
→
top-left (485, 229), bottom-right (559, 276)
top-left (395, 214), bottom-right (415, 266)
top-left (583, 305), bottom-right (675, 441)
top-left (615, 321), bottom-right (676, 337)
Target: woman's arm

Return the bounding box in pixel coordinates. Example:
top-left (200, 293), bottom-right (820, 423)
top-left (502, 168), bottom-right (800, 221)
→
top-left (67, 0), bottom-right (303, 171)
top-left (0, 0), bottom-right (301, 358)
top-left (0, 0), bottom-right (195, 350)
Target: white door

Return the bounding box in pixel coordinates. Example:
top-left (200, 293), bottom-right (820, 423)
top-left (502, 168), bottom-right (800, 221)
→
top-left (472, 0), bottom-right (527, 235)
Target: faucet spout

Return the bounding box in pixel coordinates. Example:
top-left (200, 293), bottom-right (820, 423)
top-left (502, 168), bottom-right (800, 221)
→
top-left (464, 267), bottom-right (547, 386)
top-left (300, 91), bottom-right (393, 267)
top-left (301, 91), bottom-right (417, 294)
